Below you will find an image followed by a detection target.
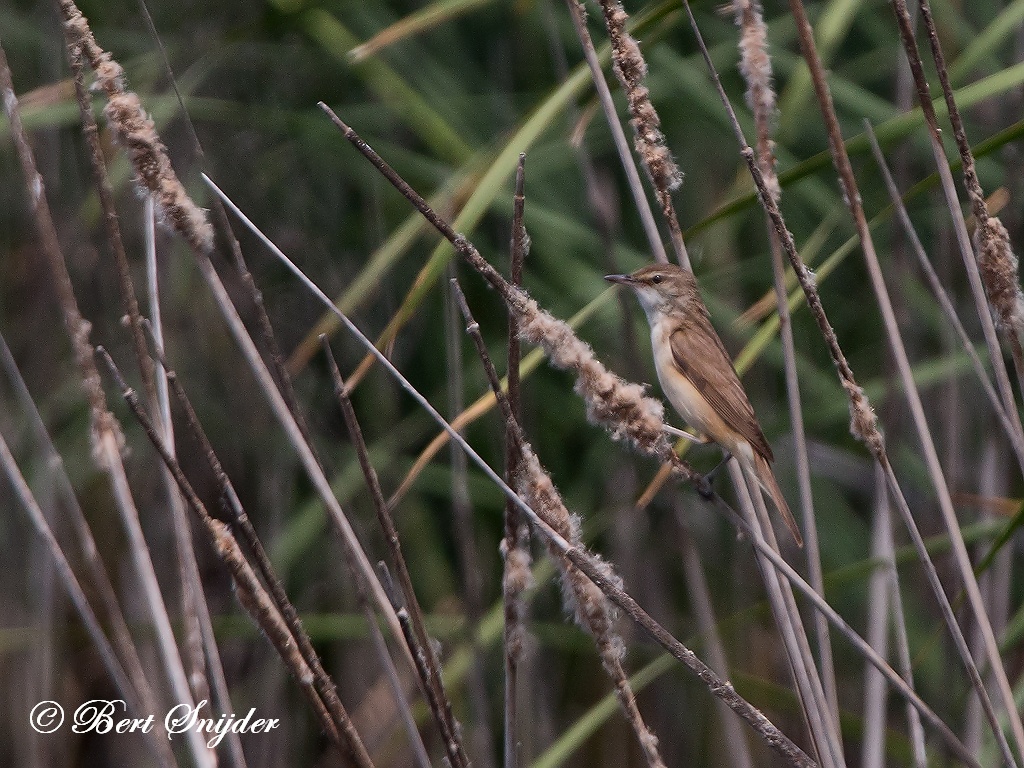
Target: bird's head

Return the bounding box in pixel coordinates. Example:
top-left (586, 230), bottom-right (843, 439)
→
top-left (604, 264), bottom-right (698, 320)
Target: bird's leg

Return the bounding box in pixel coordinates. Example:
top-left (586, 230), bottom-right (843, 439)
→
top-left (662, 424), bottom-right (730, 489)
top-left (703, 450), bottom-right (733, 487)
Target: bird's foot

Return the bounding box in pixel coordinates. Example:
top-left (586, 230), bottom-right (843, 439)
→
top-left (702, 451), bottom-right (733, 487)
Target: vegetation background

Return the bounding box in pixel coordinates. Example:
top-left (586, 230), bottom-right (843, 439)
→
top-left (2, 0), bottom-right (1024, 765)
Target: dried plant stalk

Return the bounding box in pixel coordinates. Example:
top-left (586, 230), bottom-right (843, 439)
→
top-left (0, 38), bottom-right (215, 768)
top-left (866, 123), bottom-right (1024, 466)
top-left (681, 1), bottom-right (1014, 763)
top-left (914, 0), bottom-right (1024, 343)
top-left (886, 0), bottom-right (1023, 444)
top-left (733, 0), bottom-right (780, 202)
top-left (58, 0), bottom-right (213, 253)
top-left (731, 0), bottom-right (839, 727)
top-left (593, 0), bottom-right (688, 266)
top-left (144, 325), bottom-right (427, 766)
top-left (503, 153), bottom-right (532, 768)
top-left (453, 279), bottom-right (666, 768)
top-left (323, 340), bottom-right (470, 768)
top-left (730, 462), bottom-right (843, 768)
top-left (55, 2), bottom-right (415, 734)
top-left (563, 0), bottom-right (669, 264)
top-left (675, 511), bottom-right (754, 768)
top-left (880, 2), bottom-right (1024, 760)
top-left (517, 447), bottom-right (667, 768)
top-left (793, 0), bottom-right (1020, 757)
top-left (70, 36), bottom-right (224, 746)
top-left (0, 430), bottom-right (176, 768)
top-left (98, 349), bottom-right (376, 768)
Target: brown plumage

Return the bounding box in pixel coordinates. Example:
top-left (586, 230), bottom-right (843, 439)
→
top-left (606, 264), bottom-right (803, 546)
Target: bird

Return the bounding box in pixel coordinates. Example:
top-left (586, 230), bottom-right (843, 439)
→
top-left (606, 263), bottom-right (803, 546)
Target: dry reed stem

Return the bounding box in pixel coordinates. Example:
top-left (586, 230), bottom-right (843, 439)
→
top-left (97, 349), bottom-right (382, 766)
top-left (144, 323), bottom-right (426, 766)
top-left (557, 537), bottom-right (817, 768)
top-left (883, 2), bottom-right (1024, 760)
top-left (286, 176), bottom-right (469, 377)
top-left (967, 440), bottom-right (1016, 756)
top-left (883, 537), bottom-right (927, 768)
top-left (788, 0), bottom-right (1020, 760)
top-left (503, 154), bottom-right (531, 768)
top-left (0, 40), bottom-right (215, 768)
top-left (563, 0), bottom-right (669, 264)
top-left (193, 235), bottom-right (414, 670)
top-left (681, 2), bottom-right (1009, 762)
top-left (0, 333), bottom-right (177, 765)
top-left (866, 124), bottom-right (1024, 467)
top-left (71, 9), bottom-right (217, 736)
top-left (323, 339), bottom-right (470, 768)
top-left (388, 598), bottom-right (465, 765)
top-left (593, 0), bottom-right (688, 268)
top-left (0, 431), bottom-right (176, 768)
top-left (388, 390), bottom-right (507, 509)
top-left (141, 200), bottom-right (233, 764)
top-left (886, 0), bottom-right (1024, 447)
top-left (706, 481), bottom-right (980, 766)
top-left (915, 0), bottom-right (1024, 342)
top-left (215, 200), bottom-right (324, 457)
top-left (57, 0), bottom-right (212, 254)
top-left (594, 0), bottom-right (688, 267)
top-left (674, 509), bottom-right (754, 768)
top-left (731, 463), bottom-right (843, 768)
top-left (182, 120), bottom-right (423, 754)
top-left (731, 0), bottom-right (839, 726)
top-left (0, 50), bottom-right (117, 463)
top-left (114, 0), bottom-right (327, 552)
top-left (114, 139), bottom-right (419, 750)
top-left (89, 102), bottom-right (413, 684)
top-left (453, 279), bottom-right (667, 768)
top-left (358, 615), bottom-right (435, 768)
top-left (862, 475), bottom-right (893, 768)
top-left (916, 0), bottom-right (1024, 423)
top-left (443, 265), bottom-right (497, 768)
top-left (866, 463), bottom-right (928, 768)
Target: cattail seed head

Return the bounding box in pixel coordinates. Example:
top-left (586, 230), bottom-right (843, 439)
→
top-left (976, 216), bottom-right (1024, 336)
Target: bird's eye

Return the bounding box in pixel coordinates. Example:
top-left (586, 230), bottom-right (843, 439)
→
top-left (651, 274), bottom-right (662, 284)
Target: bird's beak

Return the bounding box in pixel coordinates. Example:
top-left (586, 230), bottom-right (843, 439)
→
top-left (604, 274), bottom-right (632, 286)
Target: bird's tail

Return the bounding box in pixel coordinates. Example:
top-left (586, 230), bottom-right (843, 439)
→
top-left (749, 453), bottom-right (803, 547)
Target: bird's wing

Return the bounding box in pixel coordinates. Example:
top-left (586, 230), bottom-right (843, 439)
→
top-left (669, 316), bottom-right (773, 462)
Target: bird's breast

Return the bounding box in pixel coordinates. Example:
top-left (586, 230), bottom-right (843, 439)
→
top-left (650, 320), bottom-right (741, 452)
